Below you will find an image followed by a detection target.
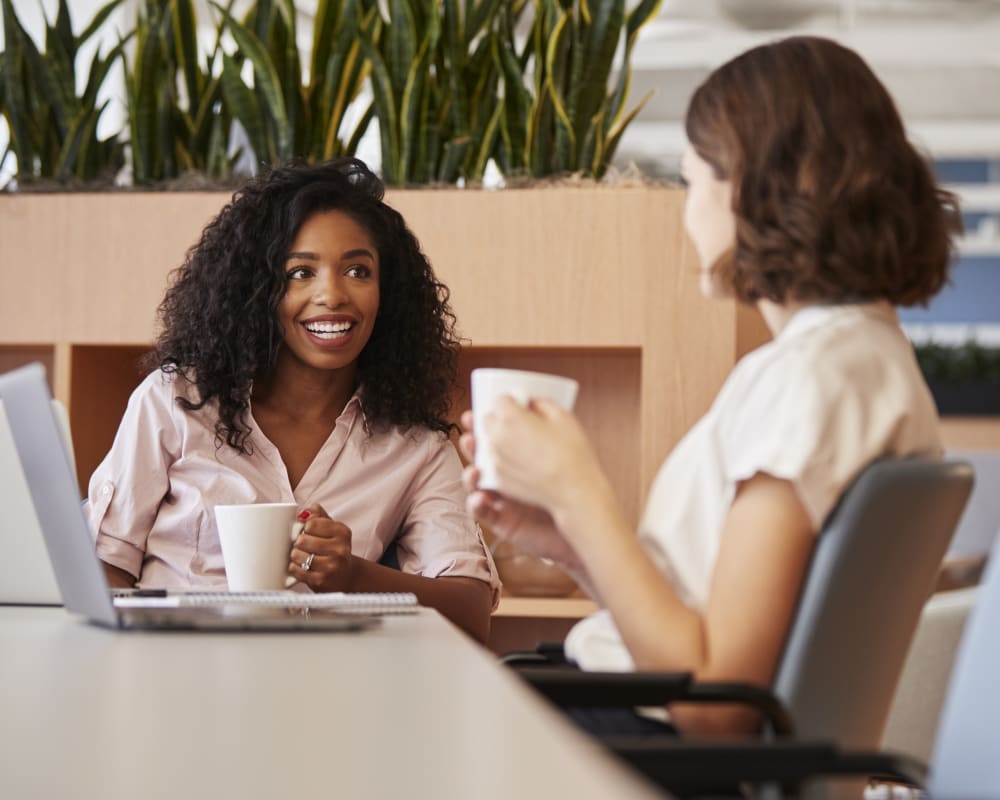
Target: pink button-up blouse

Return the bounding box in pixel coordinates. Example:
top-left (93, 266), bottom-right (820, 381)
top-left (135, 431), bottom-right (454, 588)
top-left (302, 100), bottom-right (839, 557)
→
top-left (87, 370), bottom-right (499, 604)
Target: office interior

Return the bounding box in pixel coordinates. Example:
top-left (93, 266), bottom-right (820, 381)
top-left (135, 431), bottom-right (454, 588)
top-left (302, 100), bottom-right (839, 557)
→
top-left (2, 1), bottom-right (999, 798)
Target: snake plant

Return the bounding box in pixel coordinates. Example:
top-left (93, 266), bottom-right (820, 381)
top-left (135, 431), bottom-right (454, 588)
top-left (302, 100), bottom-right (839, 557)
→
top-left (123, 0), bottom-right (238, 184)
top-left (362, 0), bottom-right (504, 186)
top-left (0, 0), bottom-right (127, 186)
top-left (2, 0), bottom-right (661, 187)
top-left (213, 0), bottom-right (375, 170)
top-left (497, 0), bottom-right (662, 178)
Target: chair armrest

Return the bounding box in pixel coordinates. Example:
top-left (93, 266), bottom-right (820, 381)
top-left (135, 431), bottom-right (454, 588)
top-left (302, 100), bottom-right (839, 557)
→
top-left (518, 668), bottom-right (795, 736)
top-left (499, 641), bottom-right (568, 667)
top-left (605, 738), bottom-right (928, 795)
top-left (517, 667), bottom-right (693, 707)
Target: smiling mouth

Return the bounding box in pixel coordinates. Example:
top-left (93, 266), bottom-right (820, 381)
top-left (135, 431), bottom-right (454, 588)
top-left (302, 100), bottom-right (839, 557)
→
top-left (303, 320), bottom-right (355, 340)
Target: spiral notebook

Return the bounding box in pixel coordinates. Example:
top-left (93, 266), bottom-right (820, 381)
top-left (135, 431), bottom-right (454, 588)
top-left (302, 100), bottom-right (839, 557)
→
top-left (113, 589), bottom-right (419, 615)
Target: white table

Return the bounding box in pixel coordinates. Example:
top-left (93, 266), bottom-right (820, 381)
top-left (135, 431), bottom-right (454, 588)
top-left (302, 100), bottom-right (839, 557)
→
top-left (0, 606), bottom-right (670, 799)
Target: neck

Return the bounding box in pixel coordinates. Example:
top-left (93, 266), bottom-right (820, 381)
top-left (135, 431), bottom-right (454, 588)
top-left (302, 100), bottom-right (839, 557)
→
top-left (756, 298), bottom-right (811, 337)
top-left (252, 352), bottom-right (358, 422)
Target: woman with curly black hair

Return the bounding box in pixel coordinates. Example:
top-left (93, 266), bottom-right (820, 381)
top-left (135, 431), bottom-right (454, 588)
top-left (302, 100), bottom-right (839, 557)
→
top-left (86, 158), bottom-right (498, 642)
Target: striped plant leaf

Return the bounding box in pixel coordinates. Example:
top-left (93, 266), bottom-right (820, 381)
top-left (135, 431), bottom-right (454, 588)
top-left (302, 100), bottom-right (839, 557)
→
top-left (169, 0), bottom-right (202, 112)
top-left (220, 52), bottom-right (270, 166)
top-left (360, 31), bottom-right (400, 183)
top-left (211, 2), bottom-right (291, 160)
top-left (1, 0), bottom-right (127, 183)
top-left (604, 0), bottom-right (661, 134)
top-left (500, 0), bottom-right (657, 179)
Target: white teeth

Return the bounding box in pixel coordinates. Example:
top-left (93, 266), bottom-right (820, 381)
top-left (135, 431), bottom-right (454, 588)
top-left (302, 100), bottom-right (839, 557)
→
top-left (304, 321), bottom-right (352, 338)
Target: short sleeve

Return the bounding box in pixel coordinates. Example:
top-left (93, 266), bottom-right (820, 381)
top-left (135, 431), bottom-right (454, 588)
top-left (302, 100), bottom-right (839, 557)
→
top-left (717, 353), bottom-right (875, 529)
top-left (392, 434), bottom-right (501, 608)
top-left (85, 371), bottom-right (181, 578)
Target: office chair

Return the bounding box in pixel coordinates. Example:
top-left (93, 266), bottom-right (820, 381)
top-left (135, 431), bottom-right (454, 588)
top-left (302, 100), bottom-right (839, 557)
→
top-left (510, 457), bottom-right (974, 796)
top-left (606, 534), bottom-right (1000, 800)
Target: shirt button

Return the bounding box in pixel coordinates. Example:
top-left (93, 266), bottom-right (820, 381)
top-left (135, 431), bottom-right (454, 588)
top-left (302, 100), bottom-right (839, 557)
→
top-left (102, 484), bottom-right (112, 496)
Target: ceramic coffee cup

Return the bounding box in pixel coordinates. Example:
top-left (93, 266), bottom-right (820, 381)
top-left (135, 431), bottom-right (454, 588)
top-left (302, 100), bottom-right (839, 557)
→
top-left (214, 502), bottom-right (305, 591)
top-left (470, 368), bottom-right (579, 491)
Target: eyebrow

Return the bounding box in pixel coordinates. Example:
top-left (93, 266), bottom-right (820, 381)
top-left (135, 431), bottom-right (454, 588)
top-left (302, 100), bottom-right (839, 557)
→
top-left (285, 248), bottom-right (376, 262)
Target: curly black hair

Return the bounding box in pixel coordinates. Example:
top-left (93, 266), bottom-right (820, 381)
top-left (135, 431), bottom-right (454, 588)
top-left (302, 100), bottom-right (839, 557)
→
top-left (153, 157), bottom-right (461, 453)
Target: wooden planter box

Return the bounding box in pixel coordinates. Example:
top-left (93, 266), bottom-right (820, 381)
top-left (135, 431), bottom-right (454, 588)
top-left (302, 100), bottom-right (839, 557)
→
top-left (0, 188), bottom-right (770, 526)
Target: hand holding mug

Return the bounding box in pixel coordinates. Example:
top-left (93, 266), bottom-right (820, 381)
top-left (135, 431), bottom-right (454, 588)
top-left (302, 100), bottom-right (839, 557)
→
top-left (288, 504), bottom-right (355, 592)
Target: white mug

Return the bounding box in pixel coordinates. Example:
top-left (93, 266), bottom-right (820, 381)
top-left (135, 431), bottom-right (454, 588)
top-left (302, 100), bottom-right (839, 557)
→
top-left (470, 368), bottom-right (579, 491)
top-left (214, 503), bottom-right (305, 592)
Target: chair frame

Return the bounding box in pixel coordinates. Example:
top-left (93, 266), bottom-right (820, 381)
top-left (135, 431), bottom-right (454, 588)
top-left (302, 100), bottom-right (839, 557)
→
top-left (511, 457), bottom-right (975, 796)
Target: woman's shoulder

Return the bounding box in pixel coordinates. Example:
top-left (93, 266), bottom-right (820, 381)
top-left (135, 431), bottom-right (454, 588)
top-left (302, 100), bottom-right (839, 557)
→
top-left (130, 367), bottom-right (202, 408)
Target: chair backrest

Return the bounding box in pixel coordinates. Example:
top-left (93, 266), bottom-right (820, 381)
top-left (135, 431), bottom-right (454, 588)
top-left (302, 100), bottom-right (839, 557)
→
top-left (944, 449), bottom-right (1000, 560)
top-left (927, 538), bottom-right (1000, 799)
top-left (772, 457), bottom-right (974, 750)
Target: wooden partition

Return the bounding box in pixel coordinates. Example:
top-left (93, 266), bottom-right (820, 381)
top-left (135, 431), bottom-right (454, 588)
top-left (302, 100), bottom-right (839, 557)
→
top-left (1, 187), bottom-right (769, 628)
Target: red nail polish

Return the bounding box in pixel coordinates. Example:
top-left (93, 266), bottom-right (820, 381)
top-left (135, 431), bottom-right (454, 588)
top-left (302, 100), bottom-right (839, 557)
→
top-left (297, 510), bottom-right (311, 521)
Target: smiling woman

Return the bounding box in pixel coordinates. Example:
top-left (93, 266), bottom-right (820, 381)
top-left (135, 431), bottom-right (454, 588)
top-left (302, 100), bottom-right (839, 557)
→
top-left (83, 158), bottom-right (500, 642)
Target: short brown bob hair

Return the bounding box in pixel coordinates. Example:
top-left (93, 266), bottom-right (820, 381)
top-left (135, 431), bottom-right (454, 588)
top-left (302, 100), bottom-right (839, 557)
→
top-left (685, 36), bottom-right (962, 307)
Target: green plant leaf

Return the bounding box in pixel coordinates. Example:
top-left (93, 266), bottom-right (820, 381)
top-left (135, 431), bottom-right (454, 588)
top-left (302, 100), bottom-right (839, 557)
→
top-left (605, 0), bottom-right (660, 133)
top-left (604, 87), bottom-right (653, 161)
top-left (170, 0), bottom-right (202, 111)
top-left (211, 1), bottom-right (290, 161)
top-left (437, 136), bottom-right (470, 183)
top-left (399, 5), bottom-right (440, 180)
top-left (220, 52), bottom-right (269, 168)
top-left (128, 10), bottom-right (167, 182)
top-left (442, 0), bottom-right (469, 134)
top-left (53, 0), bottom-right (76, 61)
top-left (574, 0), bottom-right (624, 143)
top-left (386, 0), bottom-right (417, 100)
top-left (360, 29), bottom-right (400, 183)
top-left (30, 25), bottom-right (77, 138)
top-left (55, 100), bottom-right (105, 178)
top-left (343, 100), bottom-right (375, 158)
top-left (314, 0), bottom-right (368, 159)
top-left (493, 20), bottom-right (529, 172)
top-left (81, 33), bottom-right (132, 111)
top-left (310, 0), bottom-right (342, 86)
top-left (77, 0), bottom-right (128, 50)
top-left (471, 98), bottom-right (503, 180)
top-left (544, 9), bottom-right (576, 170)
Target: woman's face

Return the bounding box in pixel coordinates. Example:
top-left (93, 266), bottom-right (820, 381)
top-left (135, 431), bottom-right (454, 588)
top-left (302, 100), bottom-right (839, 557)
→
top-left (277, 209), bottom-right (380, 374)
top-left (681, 145), bottom-right (736, 299)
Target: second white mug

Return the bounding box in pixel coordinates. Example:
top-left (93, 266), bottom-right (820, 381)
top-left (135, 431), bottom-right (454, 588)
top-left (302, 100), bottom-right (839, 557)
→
top-left (470, 368), bottom-right (579, 491)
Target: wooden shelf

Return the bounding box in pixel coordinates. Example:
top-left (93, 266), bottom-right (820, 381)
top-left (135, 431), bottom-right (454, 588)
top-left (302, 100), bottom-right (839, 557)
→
top-left (489, 596), bottom-right (599, 656)
top-left (495, 596), bottom-right (598, 619)
top-left (940, 416), bottom-right (1000, 450)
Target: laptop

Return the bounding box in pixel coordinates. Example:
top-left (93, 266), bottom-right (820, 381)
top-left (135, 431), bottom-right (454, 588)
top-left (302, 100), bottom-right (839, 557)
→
top-left (0, 362), bottom-right (380, 632)
top-left (0, 395), bottom-right (63, 605)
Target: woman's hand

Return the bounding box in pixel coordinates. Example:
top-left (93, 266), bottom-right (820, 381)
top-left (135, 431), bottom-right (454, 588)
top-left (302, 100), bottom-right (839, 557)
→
top-left (459, 408), bottom-right (591, 574)
top-left (460, 400), bottom-right (615, 539)
top-left (288, 504), bottom-right (356, 592)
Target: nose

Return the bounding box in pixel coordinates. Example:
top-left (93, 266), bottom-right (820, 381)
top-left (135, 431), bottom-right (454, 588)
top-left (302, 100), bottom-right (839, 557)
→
top-left (312, 270), bottom-right (348, 308)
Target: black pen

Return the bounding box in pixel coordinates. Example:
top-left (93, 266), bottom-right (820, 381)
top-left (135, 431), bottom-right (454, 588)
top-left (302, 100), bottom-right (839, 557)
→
top-left (120, 588), bottom-right (168, 598)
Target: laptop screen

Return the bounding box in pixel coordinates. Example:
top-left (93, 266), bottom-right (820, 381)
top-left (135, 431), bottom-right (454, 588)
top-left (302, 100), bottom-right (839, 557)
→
top-left (0, 364), bottom-right (118, 624)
